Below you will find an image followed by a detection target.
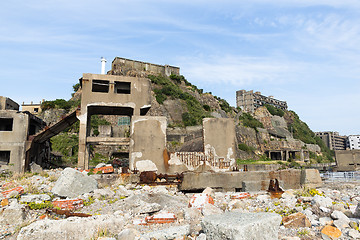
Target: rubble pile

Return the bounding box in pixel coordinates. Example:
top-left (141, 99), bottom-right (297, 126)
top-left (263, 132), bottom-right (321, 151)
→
top-left (1, 168), bottom-right (360, 239)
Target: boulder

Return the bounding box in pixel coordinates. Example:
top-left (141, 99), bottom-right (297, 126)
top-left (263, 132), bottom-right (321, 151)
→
top-left (312, 195), bottom-right (332, 208)
top-left (282, 212), bottom-right (311, 228)
top-left (30, 162), bottom-right (43, 174)
top-left (348, 228), bottom-right (360, 239)
top-left (0, 202), bottom-right (28, 225)
top-left (142, 225), bottom-right (190, 240)
top-left (93, 189), bottom-right (115, 199)
top-left (118, 228), bottom-right (141, 240)
top-left (51, 168), bottom-right (98, 198)
top-left (201, 212), bottom-right (282, 240)
top-left (17, 215), bottom-right (124, 240)
top-left (331, 210), bottom-right (350, 223)
top-left (319, 217), bottom-right (333, 226)
top-left (201, 203), bottom-right (223, 216)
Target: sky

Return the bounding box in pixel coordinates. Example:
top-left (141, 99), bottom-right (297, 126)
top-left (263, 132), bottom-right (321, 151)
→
top-left (0, 0), bottom-right (359, 135)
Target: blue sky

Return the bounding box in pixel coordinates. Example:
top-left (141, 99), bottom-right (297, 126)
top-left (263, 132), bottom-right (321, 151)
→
top-left (1, 1), bottom-right (359, 135)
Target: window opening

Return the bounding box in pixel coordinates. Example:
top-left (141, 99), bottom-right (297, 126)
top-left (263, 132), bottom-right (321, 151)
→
top-left (0, 151), bottom-right (10, 165)
top-left (0, 118), bottom-right (13, 131)
top-left (114, 81), bottom-right (131, 94)
top-left (92, 80), bottom-right (109, 93)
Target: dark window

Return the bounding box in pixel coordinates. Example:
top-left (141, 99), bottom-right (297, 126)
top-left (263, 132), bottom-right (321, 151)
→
top-left (0, 151), bottom-right (10, 165)
top-left (114, 81), bottom-right (131, 94)
top-left (92, 80), bottom-right (109, 93)
top-left (34, 108), bottom-right (39, 112)
top-left (0, 118), bottom-right (13, 131)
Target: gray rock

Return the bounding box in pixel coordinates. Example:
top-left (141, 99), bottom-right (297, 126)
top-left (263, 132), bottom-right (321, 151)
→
top-left (30, 162), bottom-right (43, 174)
top-left (319, 217), bottom-right (333, 226)
top-left (348, 229), bottom-right (360, 239)
top-left (118, 228), bottom-right (141, 240)
top-left (331, 210), bottom-right (350, 222)
top-left (312, 195), bottom-right (332, 208)
top-left (201, 212), bottom-right (282, 240)
top-left (333, 219), bottom-right (350, 229)
top-left (17, 215), bottom-right (124, 240)
top-left (133, 200), bottom-right (162, 214)
top-left (0, 202), bottom-right (28, 225)
top-left (115, 185), bottom-right (130, 197)
top-left (51, 168), bottom-right (98, 198)
top-left (142, 225), bottom-right (190, 240)
top-left (201, 203), bottom-right (223, 216)
top-left (353, 202), bottom-right (360, 218)
top-left (197, 233), bottom-right (207, 240)
top-left (93, 188), bottom-right (115, 199)
top-left (20, 194), bottom-right (51, 203)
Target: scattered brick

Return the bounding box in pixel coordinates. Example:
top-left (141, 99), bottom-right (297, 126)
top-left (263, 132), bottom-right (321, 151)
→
top-left (1, 186), bottom-right (24, 198)
top-left (146, 212), bottom-right (177, 224)
top-left (52, 199), bottom-right (84, 210)
top-left (230, 192), bottom-right (250, 200)
top-left (188, 193), bottom-right (214, 209)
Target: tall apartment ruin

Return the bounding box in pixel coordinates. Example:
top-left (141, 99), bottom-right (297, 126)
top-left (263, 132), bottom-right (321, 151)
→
top-left (236, 90), bottom-right (287, 113)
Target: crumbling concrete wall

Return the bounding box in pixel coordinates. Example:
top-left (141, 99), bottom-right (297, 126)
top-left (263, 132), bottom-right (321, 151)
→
top-left (110, 57), bottom-right (180, 77)
top-left (180, 169), bottom-right (304, 191)
top-left (203, 118), bottom-right (236, 171)
top-left (129, 116), bottom-right (167, 173)
top-left (0, 110), bottom-right (29, 172)
top-left (77, 73), bottom-right (152, 169)
top-left (335, 150), bottom-right (360, 171)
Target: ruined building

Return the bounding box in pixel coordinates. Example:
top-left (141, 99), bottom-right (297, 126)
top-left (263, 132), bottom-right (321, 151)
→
top-left (236, 90), bottom-right (287, 113)
top-left (22, 100), bottom-right (44, 115)
top-left (0, 97), bottom-right (49, 172)
top-left (315, 131), bottom-right (347, 150)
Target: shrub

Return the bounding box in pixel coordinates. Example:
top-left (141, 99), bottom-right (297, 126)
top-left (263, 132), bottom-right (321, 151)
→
top-left (238, 143), bottom-right (255, 153)
top-left (264, 104), bottom-right (284, 117)
top-left (239, 113), bottom-right (264, 130)
top-left (203, 104), bottom-right (211, 111)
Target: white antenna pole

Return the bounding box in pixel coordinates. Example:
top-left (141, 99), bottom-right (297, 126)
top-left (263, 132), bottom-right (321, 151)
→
top-left (101, 57), bottom-right (107, 74)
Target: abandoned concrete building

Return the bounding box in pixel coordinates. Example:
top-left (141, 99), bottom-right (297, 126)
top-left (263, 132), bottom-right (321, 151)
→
top-left (315, 131), bottom-right (347, 150)
top-left (335, 150), bottom-right (360, 171)
top-left (0, 97), bottom-right (49, 172)
top-left (21, 100), bottom-right (44, 115)
top-left (236, 90), bottom-right (288, 113)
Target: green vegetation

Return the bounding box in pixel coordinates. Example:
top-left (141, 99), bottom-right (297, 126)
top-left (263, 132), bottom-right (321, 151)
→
top-left (89, 152), bottom-right (107, 167)
top-left (90, 115), bottom-right (111, 136)
top-left (239, 112), bottom-right (264, 130)
top-left (214, 96), bottom-right (232, 113)
top-left (238, 143), bottom-right (256, 153)
top-left (26, 201), bottom-right (53, 210)
top-left (41, 98), bottom-right (80, 112)
top-left (148, 74), bottom-right (211, 126)
top-left (264, 104), bottom-right (284, 117)
top-left (287, 111), bottom-right (333, 161)
top-left (51, 133), bottom-right (79, 165)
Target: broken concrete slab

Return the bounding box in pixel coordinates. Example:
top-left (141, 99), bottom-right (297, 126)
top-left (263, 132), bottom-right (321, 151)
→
top-left (17, 215), bottom-right (125, 240)
top-left (201, 212), bottom-right (282, 240)
top-left (20, 194), bottom-right (51, 203)
top-left (51, 168), bottom-right (98, 198)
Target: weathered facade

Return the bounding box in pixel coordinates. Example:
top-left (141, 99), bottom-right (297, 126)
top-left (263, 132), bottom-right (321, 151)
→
top-left (0, 97), bottom-right (19, 110)
top-left (22, 100), bottom-right (43, 115)
top-left (315, 131), bottom-right (347, 150)
top-left (236, 90), bottom-right (287, 113)
top-left (77, 73), bottom-right (152, 169)
top-left (335, 150), bottom-right (360, 171)
top-left (0, 106), bottom-right (47, 172)
top-left (110, 57), bottom-right (180, 77)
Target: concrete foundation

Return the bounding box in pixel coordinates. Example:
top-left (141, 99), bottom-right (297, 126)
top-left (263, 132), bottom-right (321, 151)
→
top-left (180, 169), bottom-right (308, 191)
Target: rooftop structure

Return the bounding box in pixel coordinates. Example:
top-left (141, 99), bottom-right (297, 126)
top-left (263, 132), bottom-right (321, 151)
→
top-left (21, 100), bottom-right (44, 115)
top-left (236, 90), bottom-right (287, 113)
top-left (110, 57), bottom-right (180, 77)
top-left (0, 96), bottom-right (19, 110)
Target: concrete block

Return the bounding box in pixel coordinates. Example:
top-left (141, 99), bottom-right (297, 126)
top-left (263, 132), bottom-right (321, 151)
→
top-left (300, 169), bottom-right (322, 188)
top-left (201, 212), bottom-right (282, 240)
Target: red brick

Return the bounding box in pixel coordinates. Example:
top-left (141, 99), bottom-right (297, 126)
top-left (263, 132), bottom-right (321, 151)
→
top-left (52, 199), bottom-right (84, 210)
top-left (1, 186), bottom-right (24, 198)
